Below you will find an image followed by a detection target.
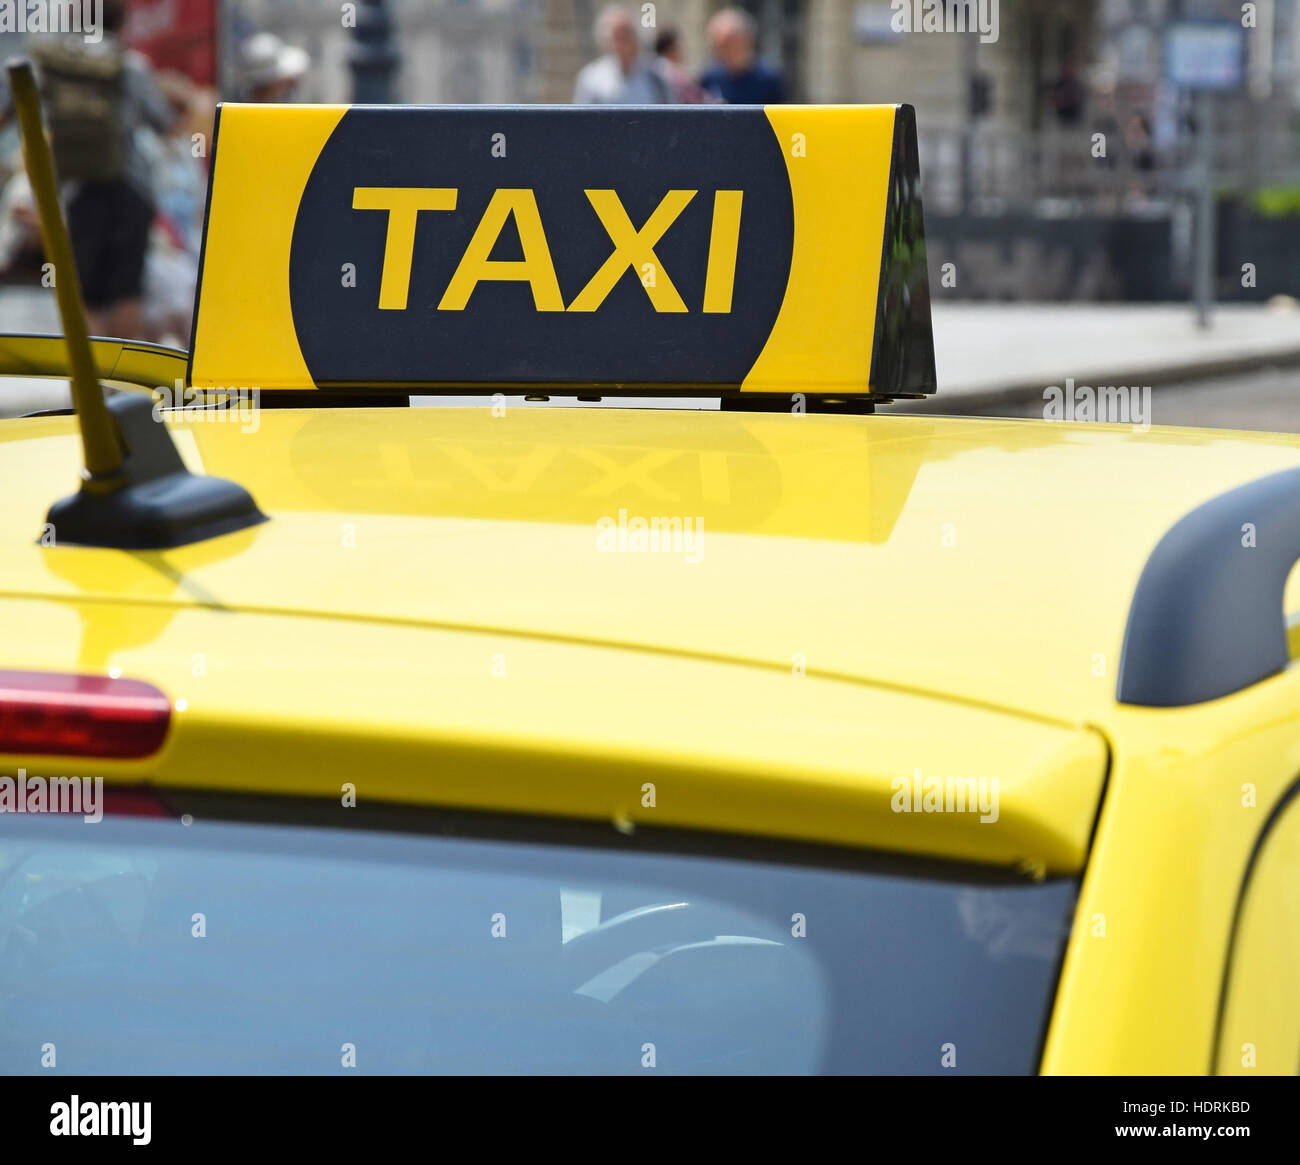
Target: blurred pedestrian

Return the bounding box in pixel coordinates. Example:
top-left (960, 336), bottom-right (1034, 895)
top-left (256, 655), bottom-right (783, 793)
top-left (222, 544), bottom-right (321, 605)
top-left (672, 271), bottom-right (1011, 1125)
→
top-left (1044, 53), bottom-right (1086, 126)
top-left (139, 72), bottom-right (208, 345)
top-left (654, 26), bottom-right (713, 104)
top-left (574, 6), bottom-right (671, 104)
top-left (1122, 114), bottom-right (1156, 173)
top-left (236, 33), bottom-right (311, 103)
top-left (31, 0), bottom-right (176, 339)
top-left (145, 72), bottom-right (206, 252)
top-left (699, 8), bottom-right (785, 104)
top-left (0, 168), bottom-right (43, 282)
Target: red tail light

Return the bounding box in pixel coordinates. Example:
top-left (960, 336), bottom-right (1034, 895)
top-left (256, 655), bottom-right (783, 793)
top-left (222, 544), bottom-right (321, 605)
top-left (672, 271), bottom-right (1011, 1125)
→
top-left (99, 785), bottom-right (175, 816)
top-left (0, 670), bottom-right (171, 759)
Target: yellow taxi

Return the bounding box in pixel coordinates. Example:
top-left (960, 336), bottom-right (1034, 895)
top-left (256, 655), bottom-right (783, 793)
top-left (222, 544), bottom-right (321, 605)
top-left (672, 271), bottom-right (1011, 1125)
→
top-left (0, 61), bottom-right (1297, 1076)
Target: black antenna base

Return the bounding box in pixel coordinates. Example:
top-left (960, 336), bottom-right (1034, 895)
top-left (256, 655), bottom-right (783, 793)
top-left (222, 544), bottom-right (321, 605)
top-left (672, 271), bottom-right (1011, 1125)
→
top-left (43, 393), bottom-right (268, 550)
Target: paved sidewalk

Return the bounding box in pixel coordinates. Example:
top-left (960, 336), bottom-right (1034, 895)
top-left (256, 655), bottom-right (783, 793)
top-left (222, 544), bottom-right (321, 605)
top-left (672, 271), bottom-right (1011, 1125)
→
top-left (3, 285), bottom-right (1299, 418)
top-left (904, 300), bottom-right (1300, 413)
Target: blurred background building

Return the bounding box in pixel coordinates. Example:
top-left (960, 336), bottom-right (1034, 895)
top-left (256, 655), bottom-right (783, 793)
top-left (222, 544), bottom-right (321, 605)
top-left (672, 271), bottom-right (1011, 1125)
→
top-left (154, 0), bottom-right (1300, 299)
top-left (2, 0), bottom-right (1299, 306)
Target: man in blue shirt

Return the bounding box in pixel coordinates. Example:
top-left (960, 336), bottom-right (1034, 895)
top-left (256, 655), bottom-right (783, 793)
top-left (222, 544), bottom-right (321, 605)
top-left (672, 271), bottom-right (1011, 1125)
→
top-left (699, 8), bottom-right (786, 105)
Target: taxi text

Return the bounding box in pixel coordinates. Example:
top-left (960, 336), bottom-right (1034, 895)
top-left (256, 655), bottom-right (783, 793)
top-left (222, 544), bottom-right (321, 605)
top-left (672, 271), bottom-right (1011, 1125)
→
top-left (352, 186), bottom-right (743, 314)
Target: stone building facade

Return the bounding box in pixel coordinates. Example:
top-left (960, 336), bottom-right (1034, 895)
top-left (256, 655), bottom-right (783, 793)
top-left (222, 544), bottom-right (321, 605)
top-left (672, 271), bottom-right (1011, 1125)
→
top-left (232, 0), bottom-right (1298, 197)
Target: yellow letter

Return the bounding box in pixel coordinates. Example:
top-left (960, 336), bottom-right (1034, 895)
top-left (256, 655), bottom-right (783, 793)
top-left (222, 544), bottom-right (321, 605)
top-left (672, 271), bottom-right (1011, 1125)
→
top-left (352, 187), bottom-right (458, 311)
top-left (438, 189), bottom-right (564, 311)
top-left (702, 190), bottom-right (742, 313)
top-left (569, 189), bottom-right (695, 312)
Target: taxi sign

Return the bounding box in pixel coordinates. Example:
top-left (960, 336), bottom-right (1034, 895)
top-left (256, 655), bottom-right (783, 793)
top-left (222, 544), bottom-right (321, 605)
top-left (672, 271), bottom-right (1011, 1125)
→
top-left (190, 104), bottom-right (936, 399)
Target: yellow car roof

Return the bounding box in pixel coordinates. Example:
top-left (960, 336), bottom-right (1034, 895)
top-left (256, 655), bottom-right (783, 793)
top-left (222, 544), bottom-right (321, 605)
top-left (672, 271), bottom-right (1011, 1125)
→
top-left (5, 95), bottom-right (1296, 879)
top-left (6, 404), bottom-right (1300, 730)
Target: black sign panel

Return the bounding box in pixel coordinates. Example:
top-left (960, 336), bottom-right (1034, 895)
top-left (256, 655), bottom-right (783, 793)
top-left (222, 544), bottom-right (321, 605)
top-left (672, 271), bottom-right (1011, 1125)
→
top-left (288, 107), bottom-right (794, 388)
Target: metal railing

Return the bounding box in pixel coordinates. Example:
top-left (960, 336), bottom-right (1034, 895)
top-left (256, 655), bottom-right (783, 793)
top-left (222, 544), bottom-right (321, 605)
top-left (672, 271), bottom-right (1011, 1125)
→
top-left (919, 122), bottom-right (1300, 215)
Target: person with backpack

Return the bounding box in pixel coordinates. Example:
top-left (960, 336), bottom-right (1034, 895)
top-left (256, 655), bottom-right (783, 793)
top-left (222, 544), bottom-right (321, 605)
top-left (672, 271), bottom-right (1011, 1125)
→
top-left (31, 0), bottom-right (175, 340)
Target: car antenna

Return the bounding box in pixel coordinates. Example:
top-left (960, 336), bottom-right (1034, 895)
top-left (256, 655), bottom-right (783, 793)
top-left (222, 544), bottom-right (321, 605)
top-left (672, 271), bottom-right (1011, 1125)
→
top-left (7, 57), bottom-right (266, 549)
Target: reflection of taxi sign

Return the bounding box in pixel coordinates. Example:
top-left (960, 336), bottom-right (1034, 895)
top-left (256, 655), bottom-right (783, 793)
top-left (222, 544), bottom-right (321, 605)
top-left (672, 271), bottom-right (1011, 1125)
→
top-left (190, 104), bottom-right (936, 399)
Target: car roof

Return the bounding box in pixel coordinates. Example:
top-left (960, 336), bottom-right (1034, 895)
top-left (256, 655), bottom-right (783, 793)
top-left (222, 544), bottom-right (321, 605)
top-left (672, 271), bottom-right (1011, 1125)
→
top-left (7, 404), bottom-right (1300, 730)
top-left (5, 92), bottom-right (1279, 876)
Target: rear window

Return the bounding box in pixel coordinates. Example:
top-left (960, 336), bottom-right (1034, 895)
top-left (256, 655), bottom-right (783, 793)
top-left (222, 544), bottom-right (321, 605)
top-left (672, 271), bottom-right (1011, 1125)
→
top-left (0, 797), bottom-right (1076, 1074)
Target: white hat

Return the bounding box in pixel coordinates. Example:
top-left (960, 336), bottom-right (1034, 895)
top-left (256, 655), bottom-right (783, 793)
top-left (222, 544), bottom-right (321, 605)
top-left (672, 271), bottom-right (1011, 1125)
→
top-left (237, 33), bottom-right (310, 91)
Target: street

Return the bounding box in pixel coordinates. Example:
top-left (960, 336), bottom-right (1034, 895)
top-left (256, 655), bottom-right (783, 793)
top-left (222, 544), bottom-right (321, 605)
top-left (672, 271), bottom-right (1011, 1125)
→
top-left (4, 280), bottom-right (1299, 431)
top-left (894, 363), bottom-right (1300, 432)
